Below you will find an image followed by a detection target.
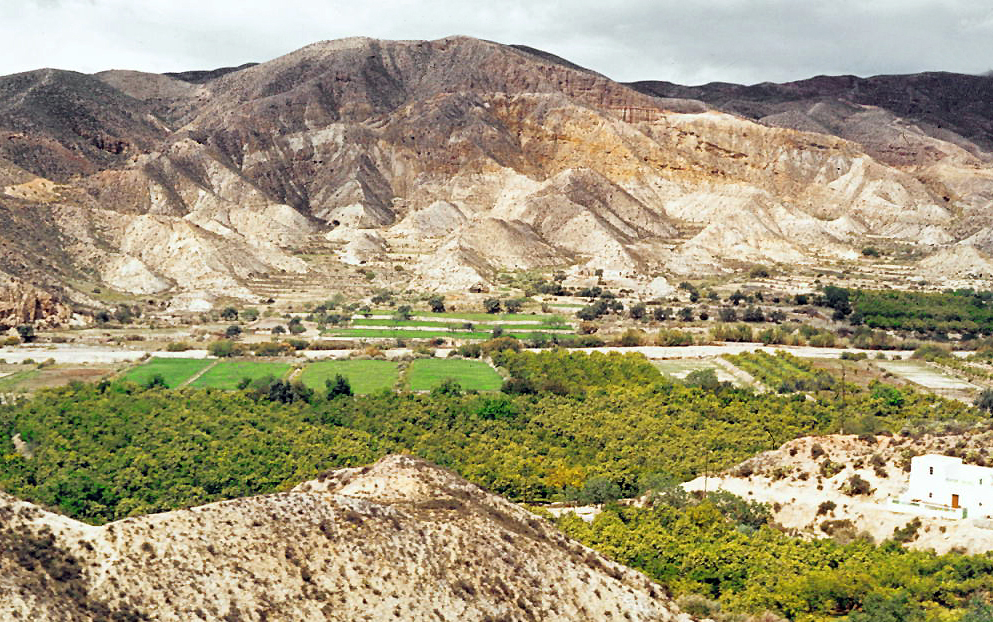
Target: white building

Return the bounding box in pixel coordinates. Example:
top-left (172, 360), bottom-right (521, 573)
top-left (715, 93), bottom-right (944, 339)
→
top-left (896, 454), bottom-right (993, 519)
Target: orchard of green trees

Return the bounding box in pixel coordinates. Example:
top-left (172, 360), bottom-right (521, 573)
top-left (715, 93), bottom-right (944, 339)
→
top-left (0, 351), bottom-right (977, 524)
top-left (555, 494), bottom-right (993, 622)
top-left (0, 350), bottom-right (990, 620)
top-left (831, 288), bottom-right (993, 335)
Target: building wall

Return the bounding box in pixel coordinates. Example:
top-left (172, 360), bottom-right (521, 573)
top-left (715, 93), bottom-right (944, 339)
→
top-left (903, 455), bottom-right (993, 519)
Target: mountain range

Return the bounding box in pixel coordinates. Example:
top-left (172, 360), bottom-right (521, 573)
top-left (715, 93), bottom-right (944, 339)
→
top-left (2, 35), bottom-right (993, 322)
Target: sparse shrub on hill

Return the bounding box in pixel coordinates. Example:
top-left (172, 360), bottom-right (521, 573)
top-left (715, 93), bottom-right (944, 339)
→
top-left (577, 300), bottom-right (609, 321)
top-left (977, 389), bottom-right (993, 413)
top-left (483, 298), bottom-right (501, 314)
top-left (844, 474), bottom-right (872, 496)
top-left (504, 298), bottom-right (525, 313)
top-left (819, 459), bottom-right (844, 478)
top-left (892, 518), bottom-right (922, 543)
top-left (427, 295), bottom-right (445, 313)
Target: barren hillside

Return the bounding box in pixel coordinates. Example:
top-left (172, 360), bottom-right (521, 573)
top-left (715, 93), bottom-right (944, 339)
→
top-left (3, 36), bottom-right (993, 320)
top-left (1, 454), bottom-right (690, 622)
top-left (684, 431), bottom-right (993, 554)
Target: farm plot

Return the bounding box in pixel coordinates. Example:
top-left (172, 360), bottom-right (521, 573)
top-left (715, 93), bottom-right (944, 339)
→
top-left (407, 358), bottom-right (503, 392)
top-left (371, 310), bottom-right (551, 323)
top-left (724, 350), bottom-right (836, 394)
top-left (874, 360), bottom-right (979, 392)
top-left (300, 360), bottom-right (399, 394)
top-left (349, 319), bottom-right (572, 331)
top-left (325, 327), bottom-right (571, 340)
top-left (325, 328), bottom-right (493, 340)
top-left (120, 357), bottom-right (213, 388)
top-left (652, 359), bottom-right (740, 385)
top-left (0, 365), bottom-right (119, 393)
top-left (189, 361), bottom-right (291, 390)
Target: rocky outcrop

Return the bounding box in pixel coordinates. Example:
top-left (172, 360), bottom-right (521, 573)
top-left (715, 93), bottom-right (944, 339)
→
top-left (0, 455), bottom-right (689, 621)
top-left (0, 275), bottom-right (71, 329)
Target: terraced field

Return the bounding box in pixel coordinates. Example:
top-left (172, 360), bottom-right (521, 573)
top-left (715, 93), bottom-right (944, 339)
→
top-left (371, 310), bottom-right (556, 323)
top-left (325, 328), bottom-right (570, 340)
top-left (348, 319), bottom-right (571, 330)
top-left (406, 358), bottom-right (503, 392)
top-left (299, 360), bottom-right (399, 394)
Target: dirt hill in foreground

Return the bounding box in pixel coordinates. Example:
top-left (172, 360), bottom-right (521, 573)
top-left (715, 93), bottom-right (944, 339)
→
top-left (0, 454), bottom-right (691, 622)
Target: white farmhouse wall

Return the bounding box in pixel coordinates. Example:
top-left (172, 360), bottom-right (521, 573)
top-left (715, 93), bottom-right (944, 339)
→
top-left (901, 455), bottom-right (993, 519)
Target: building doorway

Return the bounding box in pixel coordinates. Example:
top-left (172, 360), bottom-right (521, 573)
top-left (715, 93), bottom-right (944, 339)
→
top-left (952, 494), bottom-right (960, 509)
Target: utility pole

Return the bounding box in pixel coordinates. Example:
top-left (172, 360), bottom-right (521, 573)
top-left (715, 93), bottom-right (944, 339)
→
top-left (703, 450), bottom-right (709, 495)
top-left (840, 361), bottom-right (846, 434)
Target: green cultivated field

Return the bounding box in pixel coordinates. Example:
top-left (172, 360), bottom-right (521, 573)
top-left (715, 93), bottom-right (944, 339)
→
top-left (326, 328), bottom-right (571, 340)
top-left (120, 357), bottom-right (213, 388)
top-left (300, 360), bottom-right (399, 394)
top-left (349, 318), bottom-right (571, 330)
top-left (190, 361), bottom-right (291, 390)
top-left (327, 328), bottom-right (494, 339)
top-left (407, 358), bottom-right (503, 392)
top-left (371, 310), bottom-right (543, 322)
top-left (0, 370), bottom-right (40, 392)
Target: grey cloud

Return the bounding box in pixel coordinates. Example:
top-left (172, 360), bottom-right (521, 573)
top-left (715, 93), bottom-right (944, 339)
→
top-left (0, 0), bottom-right (990, 85)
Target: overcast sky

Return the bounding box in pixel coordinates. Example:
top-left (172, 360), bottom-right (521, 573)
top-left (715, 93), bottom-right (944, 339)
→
top-left (4, 0), bottom-right (993, 85)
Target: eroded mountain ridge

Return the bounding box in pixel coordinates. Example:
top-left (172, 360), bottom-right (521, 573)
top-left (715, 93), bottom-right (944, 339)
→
top-left (2, 36), bottom-right (992, 320)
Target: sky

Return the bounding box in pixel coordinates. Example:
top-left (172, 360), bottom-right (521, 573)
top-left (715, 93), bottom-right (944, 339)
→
top-left (3, 0), bottom-right (993, 85)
